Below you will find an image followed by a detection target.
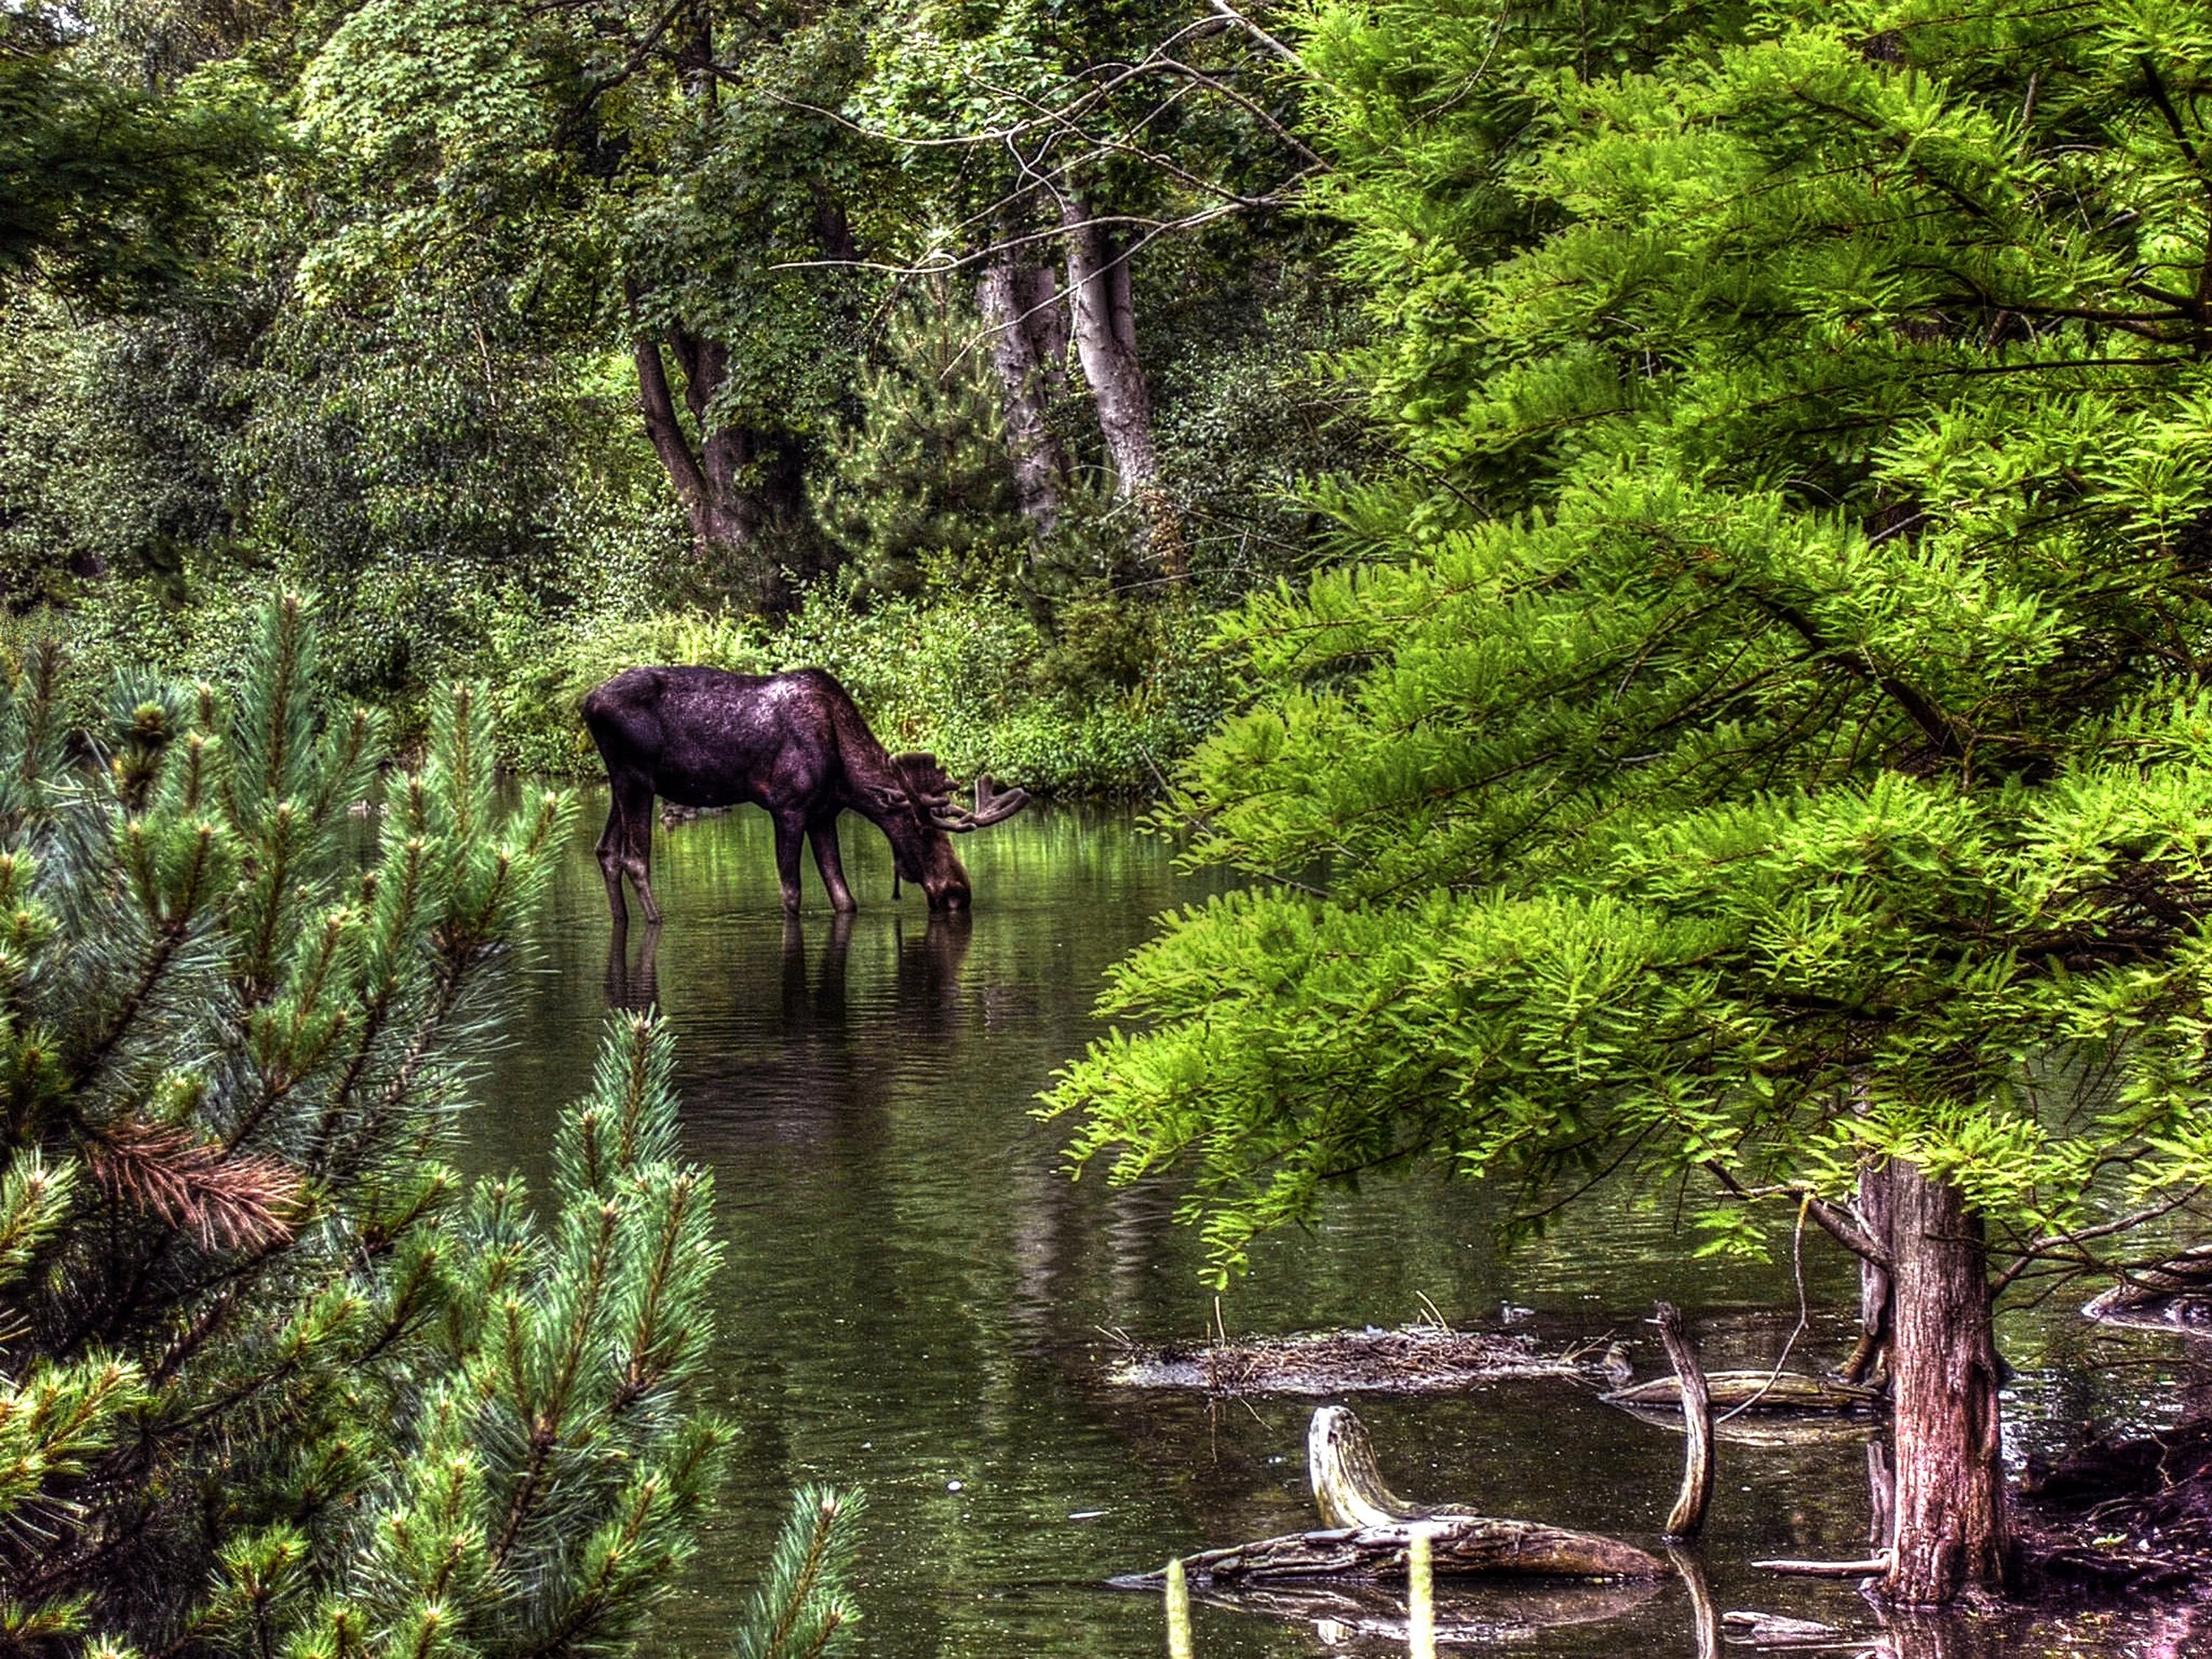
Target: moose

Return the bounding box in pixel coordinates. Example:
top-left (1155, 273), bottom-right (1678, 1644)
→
top-left (582, 665), bottom-right (1029, 921)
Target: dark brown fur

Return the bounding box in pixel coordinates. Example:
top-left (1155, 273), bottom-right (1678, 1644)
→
top-left (581, 666), bottom-right (1024, 919)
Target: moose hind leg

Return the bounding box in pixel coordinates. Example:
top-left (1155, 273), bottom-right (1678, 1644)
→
top-left (597, 799), bottom-right (630, 924)
top-left (616, 781), bottom-right (664, 925)
top-left (773, 815), bottom-right (807, 914)
top-left (807, 818), bottom-right (858, 914)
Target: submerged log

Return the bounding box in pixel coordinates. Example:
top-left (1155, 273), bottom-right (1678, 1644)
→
top-left (1604, 1371), bottom-right (1882, 1413)
top-left (1130, 1520), bottom-right (1667, 1586)
top-left (1613, 1402), bottom-right (1879, 1450)
top-left (2084, 1244), bottom-right (2212, 1331)
top-left (1186, 1578), bottom-right (1664, 1644)
top-left (1119, 1406), bottom-right (1665, 1587)
top-left (1107, 1324), bottom-right (1593, 1396)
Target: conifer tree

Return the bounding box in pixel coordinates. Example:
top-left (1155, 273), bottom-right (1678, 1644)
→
top-left (1051, 0), bottom-right (2212, 1605)
top-left (0, 593), bottom-right (860, 1654)
top-left (809, 296), bottom-right (1032, 599)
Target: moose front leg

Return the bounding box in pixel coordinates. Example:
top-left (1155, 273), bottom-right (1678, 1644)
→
top-left (772, 814), bottom-right (807, 914)
top-left (807, 818), bottom-right (858, 914)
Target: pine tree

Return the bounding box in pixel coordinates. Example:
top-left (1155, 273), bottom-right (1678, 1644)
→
top-left (0, 592), bottom-right (859, 1655)
top-left (809, 295), bottom-right (1034, 600)
top-left (1050, 0), bottom-right (2212, 1606)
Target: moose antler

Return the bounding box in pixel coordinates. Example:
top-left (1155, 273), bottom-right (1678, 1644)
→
top-left (931, 775), bottom-right (1029, 832)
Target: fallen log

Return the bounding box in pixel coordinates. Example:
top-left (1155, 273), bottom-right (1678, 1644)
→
top-left (2084, 1244), bottom-right (2212, 1331)
top-left (1611, 1402), bottom-right (1879, 1449)
top-left (1124, 1520), bottom-right (1667, 1585)
top-left (1117, 1406), bottom-right (1665, 1587)
top-left (1604, 1371), bottom-right (1882, 1413)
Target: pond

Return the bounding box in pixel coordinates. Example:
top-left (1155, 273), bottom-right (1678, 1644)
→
top-left (475, 797), bottom-right (2209, 1658)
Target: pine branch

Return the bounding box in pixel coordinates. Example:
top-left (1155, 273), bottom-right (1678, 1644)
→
top-left (84, 1120), bottom-right (302, 1251)
top-left (735, 1486), bottom-right (866, 1659)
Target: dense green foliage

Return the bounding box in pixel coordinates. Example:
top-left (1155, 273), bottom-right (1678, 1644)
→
top-left (0, 594), bottom-right (861, 1654)
top-left (0, 0), bottom-right (1349, 786)
top-left (0, 8), bottom-right (266, 304)
top-left (1051, 0), bottom-right (2212, 1282)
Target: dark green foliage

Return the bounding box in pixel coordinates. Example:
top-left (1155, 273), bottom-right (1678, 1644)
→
top-left (736, 1486), bottom-right (865, 1659)
top-left (1, 0), bottom-right (1347, 748)
top-left (0, 7), bottom-right (269, 306)
top-left (0, 592), bottom-right (742, 1652)
top-left (1050, 0), bottom-right (2212, 1286)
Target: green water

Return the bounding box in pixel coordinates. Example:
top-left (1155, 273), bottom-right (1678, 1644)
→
top-left (475, 799), bottom-right (2207, 1657)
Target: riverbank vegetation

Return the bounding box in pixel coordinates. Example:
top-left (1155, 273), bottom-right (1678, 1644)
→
top-left (0, 596), bottom-right (869, 1649)
top-left (1, 0), bottom-right (1354, 790)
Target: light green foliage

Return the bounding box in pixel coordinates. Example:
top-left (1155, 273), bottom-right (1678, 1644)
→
top-left (0, 591), bottom-right (742, 1650)
top-left (490, 578), bottom-right (1231, 793)
top-left (1049, 0), bottom-right (2212, 1279)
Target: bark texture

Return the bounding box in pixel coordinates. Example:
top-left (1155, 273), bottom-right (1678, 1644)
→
top-left (976, 251), bottom-right (1073, 532)
top-left (1845, 1156), bottom-right (1896, 1385)
top-left (1882, 1161), bottom-right (2008, 1603)
top-left (1654, 1303), bottom-right (1713, 1540)
top-left (1060, 195), bottom-right (1186, 574)
top-left (633, 327), bottom-right (807, 613)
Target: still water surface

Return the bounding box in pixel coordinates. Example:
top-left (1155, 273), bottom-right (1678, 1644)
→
top-left (475, 799), bottom-right (2207, 1657)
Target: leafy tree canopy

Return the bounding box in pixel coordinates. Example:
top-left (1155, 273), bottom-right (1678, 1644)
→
top-left (1049, 0), bottom-right (2212, 1283)
top-left (0, 5), bottom-right (269, 305)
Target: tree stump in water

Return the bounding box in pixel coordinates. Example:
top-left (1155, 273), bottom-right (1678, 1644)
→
top-left (1118, 1406), bottom-right (1663, 1587)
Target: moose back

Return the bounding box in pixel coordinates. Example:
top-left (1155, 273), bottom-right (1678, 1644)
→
top-left (582, 666), bottom-right (1029, 921)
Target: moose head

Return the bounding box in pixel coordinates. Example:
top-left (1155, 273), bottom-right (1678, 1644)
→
top-left (876, 752), bottom-right (1029, 910)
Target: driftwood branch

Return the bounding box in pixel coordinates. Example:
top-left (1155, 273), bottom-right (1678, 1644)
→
top-left (1752, 1552), bottom-right (1894, 1578)
top-left (1655, 1303), bottom-right (1712, 1540)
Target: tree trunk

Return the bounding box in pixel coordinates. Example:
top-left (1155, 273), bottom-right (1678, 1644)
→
top-left (1060, 196), bottom-right (1186, 577)
top-left (976, 251), bottom-right (1071, 533)
top-left (1881, 1160), bottom-right (2008, 1604)
top-left (631, 327), bottom-right (797, 614)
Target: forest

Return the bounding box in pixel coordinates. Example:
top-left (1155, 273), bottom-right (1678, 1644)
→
top-left (10, 0), bottom-right (2212, 1652)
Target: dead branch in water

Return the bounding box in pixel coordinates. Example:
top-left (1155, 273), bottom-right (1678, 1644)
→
top-left (1654, 1302), bottom-right (1713, 1540)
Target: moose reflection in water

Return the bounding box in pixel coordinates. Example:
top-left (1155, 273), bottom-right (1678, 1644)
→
top-left (604, 907), bottom-right (974, 1037)
top-left (583, 665), bottom-right (1028, 920)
